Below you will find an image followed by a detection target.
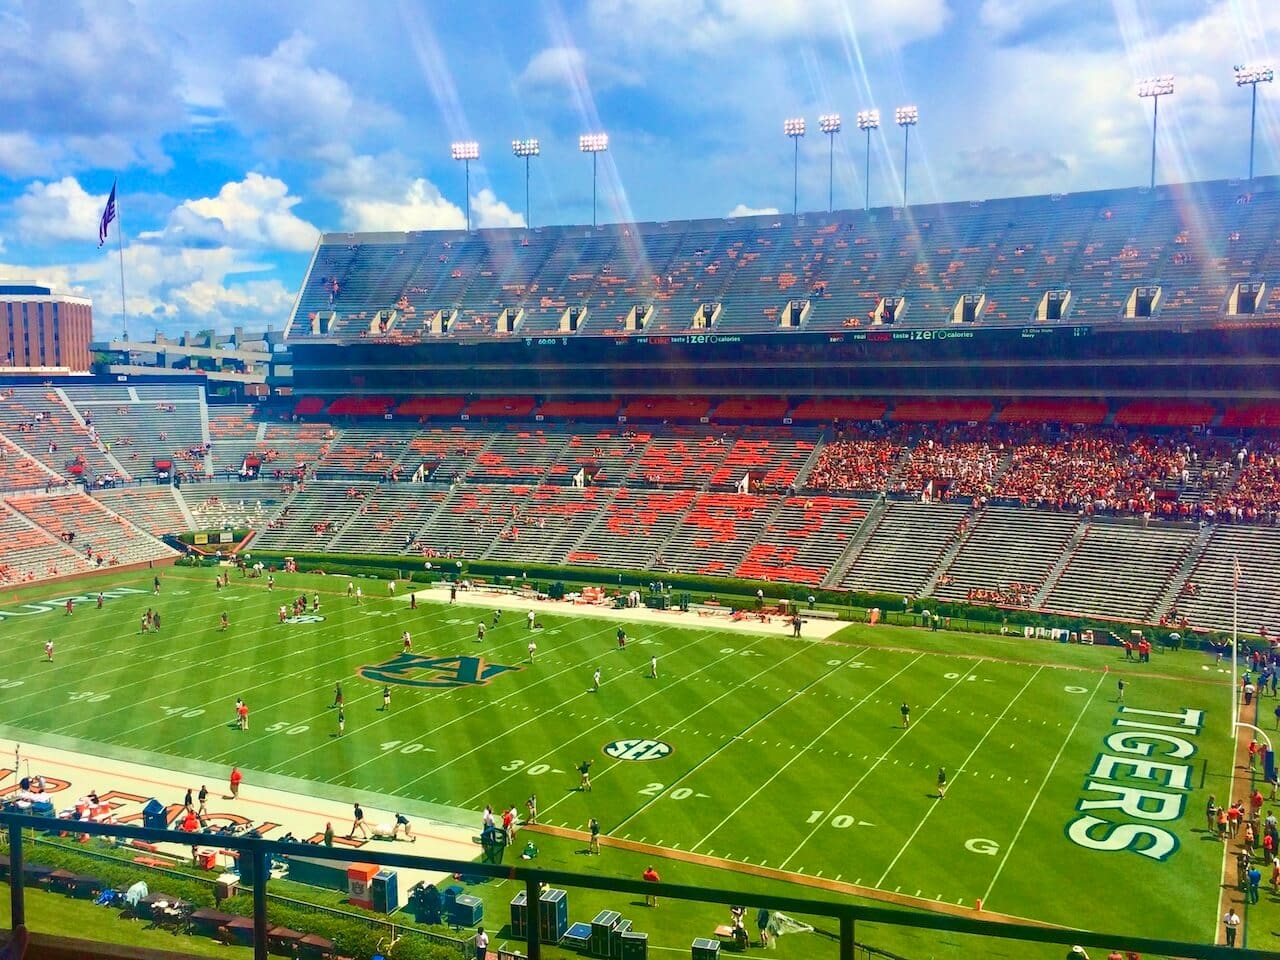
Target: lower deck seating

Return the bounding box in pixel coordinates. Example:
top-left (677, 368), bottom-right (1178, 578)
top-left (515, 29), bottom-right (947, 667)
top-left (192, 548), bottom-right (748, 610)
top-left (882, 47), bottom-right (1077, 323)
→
top-left (737, 495), bottom-right (872, 586)
top-left (567, 488), bottom-right (696, 568)
top-left (1042, 520), bottom-right (1198, 622)
top-left (839, 501), bottom-right (969, 596)
top-left (484, 485), bottom-right (616, 564)
top-left (656, 493), bottom-right (776, 577)
top-left (931, 507), bottom-right (1080, 606)
top-left (0, 502), bottom-right (89, 583)
top-left (5, 490), bottom-right (176, 568)
top-left (1175, 526), bottom-right (1280, 634)
top-left (248, 482), bottom-right (374, 552)
top-left (93, 486), bottom-right (191, 537)
top-left (179, 480), bottom-right (288, 531)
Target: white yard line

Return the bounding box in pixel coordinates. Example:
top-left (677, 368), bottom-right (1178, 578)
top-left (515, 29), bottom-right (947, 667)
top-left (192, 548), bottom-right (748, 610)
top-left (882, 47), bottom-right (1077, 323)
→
top-left (980, 670), bottom-right (1107, 905)
top-left (777, 657), bottom-right (988, 871)
top-left (265, 619), bottom-right (695, 779)
top-left (511, 637), bottom-right (823, 819)
top-left (611, 647), bottom-right (878, 838)
top-left (689, 652), bottom-right (926, 851)
top-left (875, 666), bottom-right (1045, 888)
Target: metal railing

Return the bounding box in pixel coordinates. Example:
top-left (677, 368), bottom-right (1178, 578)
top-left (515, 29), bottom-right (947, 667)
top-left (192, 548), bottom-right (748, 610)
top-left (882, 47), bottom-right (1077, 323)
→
top-left (0, 813), bottom-right (1268, 960)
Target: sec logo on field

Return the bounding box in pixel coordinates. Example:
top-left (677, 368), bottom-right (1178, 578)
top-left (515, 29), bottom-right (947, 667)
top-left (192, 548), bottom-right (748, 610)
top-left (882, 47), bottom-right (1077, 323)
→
top-left (603, 739), bottom-right (673, 762)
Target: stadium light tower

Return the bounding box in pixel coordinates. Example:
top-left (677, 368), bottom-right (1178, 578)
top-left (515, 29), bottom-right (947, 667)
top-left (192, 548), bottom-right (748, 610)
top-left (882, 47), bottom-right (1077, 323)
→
top-left (1136, 76), bottom-right (1174, 190)
top-left (1235, 64), bottom-right (1274, 181)
top-left (450, 141), bottom-right (480, 231)
top-left (512, 138), bottom-right (540, 228)
top-left (784, 117), bottom-right (806, 216)
top-left (819, 114), bottom-right (842, 212)
top-left (895, 106), bottom-right (918, 208)
top-left (856, 109), bottom-right (880, 211)
top-left (579, 133), bottom-right (608, 227)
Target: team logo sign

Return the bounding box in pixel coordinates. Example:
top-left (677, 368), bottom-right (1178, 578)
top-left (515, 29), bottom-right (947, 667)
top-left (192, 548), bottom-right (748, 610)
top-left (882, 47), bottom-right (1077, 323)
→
top-left (603, 739), bottom-right (673, 761)
top-left (359, 652), bottom-right (523, 689)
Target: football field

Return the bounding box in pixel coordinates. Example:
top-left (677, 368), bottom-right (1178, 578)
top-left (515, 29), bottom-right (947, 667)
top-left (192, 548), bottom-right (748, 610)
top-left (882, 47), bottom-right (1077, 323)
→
top-left (0, 568), bottom-right (1247, 950)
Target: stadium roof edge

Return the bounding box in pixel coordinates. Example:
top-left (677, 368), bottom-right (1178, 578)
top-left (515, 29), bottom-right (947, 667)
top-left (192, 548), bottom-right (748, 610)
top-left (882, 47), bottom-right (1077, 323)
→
top-left (316, 174), bottom-right (1278, 245)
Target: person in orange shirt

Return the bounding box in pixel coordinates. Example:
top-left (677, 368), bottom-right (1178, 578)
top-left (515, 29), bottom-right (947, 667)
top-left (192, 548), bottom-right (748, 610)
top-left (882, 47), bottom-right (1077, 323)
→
top-left (229, 766), bottom-right (243, 800)
top-left (642, 865), bottom-right (660, 907)
top-left (1218, 805), bottom-right (1229, 842)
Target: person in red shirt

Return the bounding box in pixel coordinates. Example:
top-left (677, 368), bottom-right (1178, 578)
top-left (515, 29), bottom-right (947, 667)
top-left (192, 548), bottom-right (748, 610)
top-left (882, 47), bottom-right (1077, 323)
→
top-left (642, 865), bottom-right (661, 907)
top-left (230, 766), bottom-right (243, 800)
top-left (237, 701), bottom-right (249, 731)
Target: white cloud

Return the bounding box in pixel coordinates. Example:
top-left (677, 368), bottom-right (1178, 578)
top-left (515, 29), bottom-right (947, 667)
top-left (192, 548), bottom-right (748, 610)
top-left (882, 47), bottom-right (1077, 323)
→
top-left (150, 173), bottom-right (319, 252)
top-left (223, 33), bottom-right (395, 154)
top-left (321, 153), bottom-right (525, 231)
top-left (0, 133), bottom-right (54, 178)
top-left (0, 3), bottom-right (182, 171)
top-left (587, 0), bottom-right (950, 51)
top-left (727, 203), bottom-right (780, 218)
top-left (0, 244), bottom-right (296, 338)
top-left (473, 189), bottom-right (525, 229)
top-left (13, 177), bottom-right (108, 244)
top-left (979, 0), bottom-right (1075, 38)
top-left (339, 178), bottom-right (465, 232)
top-left (518, 45), bottom-right (641, 92)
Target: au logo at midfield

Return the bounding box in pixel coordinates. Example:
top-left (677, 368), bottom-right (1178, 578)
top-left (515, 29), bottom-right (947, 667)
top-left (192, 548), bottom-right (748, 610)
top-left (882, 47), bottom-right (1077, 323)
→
top-left (359, 652), bottom-right (524, 689)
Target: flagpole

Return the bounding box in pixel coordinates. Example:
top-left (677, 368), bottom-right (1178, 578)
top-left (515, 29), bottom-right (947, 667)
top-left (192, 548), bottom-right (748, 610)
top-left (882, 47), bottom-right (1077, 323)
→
top-left (1232, 555), bottom-right (1240, 740)
top-left (115, 191), bottom-right (128, 343)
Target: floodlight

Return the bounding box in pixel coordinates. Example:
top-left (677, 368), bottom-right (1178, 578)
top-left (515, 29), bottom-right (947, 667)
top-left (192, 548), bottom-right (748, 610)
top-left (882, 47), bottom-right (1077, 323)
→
top-left (819, 113), bottom-right (842, 134)
top-left (783, 117), bottom-right (806, 137)
top-left (1235, 64), bottom-right (1274, 86)
top-left (579, 133), bottom-right (609, 153)
top-left (450, 141), bottom-right (480, 161)
top-left (895, 105), bottom-right (919, 126)
top-left (856, 109), bottom-right (880, 131)
top-left (511, 138), bottom-right (541, 157)
top-left (1136, 75), bottom-right (1175, 98)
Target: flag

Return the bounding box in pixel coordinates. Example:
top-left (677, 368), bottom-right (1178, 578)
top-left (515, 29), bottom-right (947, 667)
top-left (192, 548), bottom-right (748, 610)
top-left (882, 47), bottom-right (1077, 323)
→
top-left (98, 181), bottom-right (117, 248)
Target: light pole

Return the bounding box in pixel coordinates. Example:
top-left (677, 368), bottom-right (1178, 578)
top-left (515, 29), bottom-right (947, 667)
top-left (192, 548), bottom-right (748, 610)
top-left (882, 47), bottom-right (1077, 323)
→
top-left (450, 141), bottom-right (479, 230)
top-left (1136, 76), bottom-right (1174, 190)
top-left (856, 109), bottom-right (879, 211)
top-left (895, 106), bottom-right (918, 208)
top-left (511, 138), bottom-right (540, 228)
top-left (1235, 64), bottom-right (1274, 181)
top-left (819, 114), bottom-right (841, 212)
top-left (579, 133), bottom-right (608, 227)
top-left (784, 117), bottom-right (806, 216)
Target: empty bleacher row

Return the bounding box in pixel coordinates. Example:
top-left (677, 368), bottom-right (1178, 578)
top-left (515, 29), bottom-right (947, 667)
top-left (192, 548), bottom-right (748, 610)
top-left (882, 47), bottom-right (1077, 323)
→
top-left (286, 177), bottom-right (1280, 342)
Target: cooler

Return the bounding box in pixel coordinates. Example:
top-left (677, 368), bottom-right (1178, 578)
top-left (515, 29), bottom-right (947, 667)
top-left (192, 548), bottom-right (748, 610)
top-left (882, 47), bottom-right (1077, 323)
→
top-left (346, 863), bottom-right (378, 909)
top-left (284, 855), bottom-right (350, 892)
top-left (509, 889), bottom-right (528, 938)
top-left (620, 930), bottom-right (648, 960)
top-left (409, 882), bottom-right (442, 925)
top-left (611, 919), bottom-right (633, 958)
top-left (371, 869), bottom-right (399, 914)
top-left (141, 798), bottom-right (168, 830)
top-left (195, 848), bottom-right (218, 870)
top-left (214, 873), bottom-right (239, 901)
top-left (451, 893), bottom-right (483, 927)
top-left (539, 887), bottom-right (569, 943)
top-left (590, 910), bottom-right (620, 957)
top-left (691, 938), bottom-right (720, 960)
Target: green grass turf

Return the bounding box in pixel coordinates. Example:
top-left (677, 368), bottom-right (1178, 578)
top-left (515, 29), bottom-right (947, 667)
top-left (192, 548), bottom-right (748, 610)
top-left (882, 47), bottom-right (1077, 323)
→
top-left (0, 881), bottom-right (253, 958)
top-left (0, 569), bottom-right (1252, 953)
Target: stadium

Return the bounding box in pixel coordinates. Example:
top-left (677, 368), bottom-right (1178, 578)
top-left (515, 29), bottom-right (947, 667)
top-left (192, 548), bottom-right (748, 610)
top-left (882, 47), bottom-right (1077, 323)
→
top-left (4, 29), bottom-right (1280, 960)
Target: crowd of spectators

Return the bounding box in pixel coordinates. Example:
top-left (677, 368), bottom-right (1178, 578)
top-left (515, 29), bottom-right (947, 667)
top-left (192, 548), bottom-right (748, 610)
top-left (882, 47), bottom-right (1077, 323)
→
top-left (803, 423), bottom-right (1280, 525)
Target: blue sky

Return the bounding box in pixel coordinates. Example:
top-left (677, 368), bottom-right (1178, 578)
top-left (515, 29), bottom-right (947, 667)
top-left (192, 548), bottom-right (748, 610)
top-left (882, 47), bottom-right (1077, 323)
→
top-left (0, 0), bottom-right (1276, 340)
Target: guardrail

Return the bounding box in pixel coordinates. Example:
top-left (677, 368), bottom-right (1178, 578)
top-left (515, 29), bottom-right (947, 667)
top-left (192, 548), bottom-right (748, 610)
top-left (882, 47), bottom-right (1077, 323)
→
top-left (0, 812), bottom-right (1266, 960)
